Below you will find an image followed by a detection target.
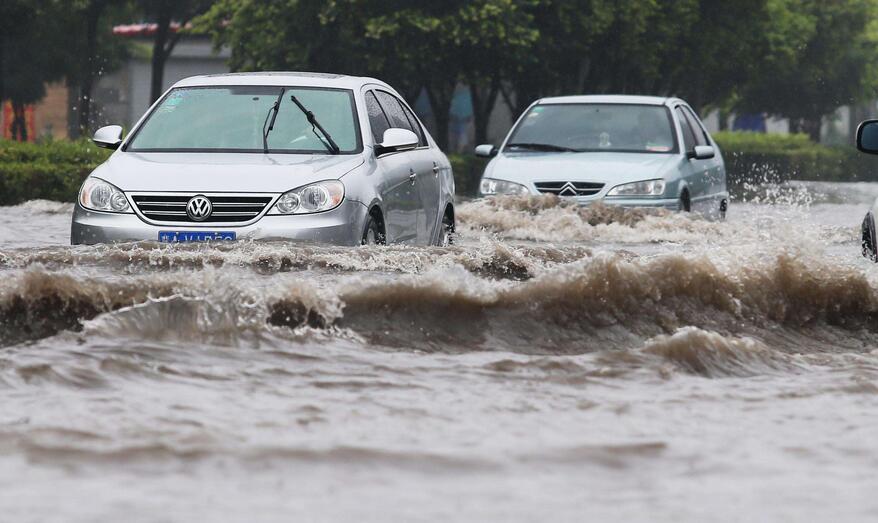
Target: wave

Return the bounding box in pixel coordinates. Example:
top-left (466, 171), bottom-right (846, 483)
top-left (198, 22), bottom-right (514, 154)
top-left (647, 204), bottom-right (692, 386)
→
top-left (4, 252), bottom-right (877, 360)
top-left (10, 200), bottom-right (75, 215)
top-left (455, 195), bottom-right (856, 245)
top-left (639, 327), bottom-right (799, 378)
top-left (0, 241), bottom-right (593, 281)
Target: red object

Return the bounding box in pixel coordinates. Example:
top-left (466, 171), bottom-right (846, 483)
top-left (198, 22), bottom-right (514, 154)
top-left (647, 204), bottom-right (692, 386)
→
top-left (113, 23), bottom-right (188, 37)
top-left (2, 102), bottom-right (35, 142)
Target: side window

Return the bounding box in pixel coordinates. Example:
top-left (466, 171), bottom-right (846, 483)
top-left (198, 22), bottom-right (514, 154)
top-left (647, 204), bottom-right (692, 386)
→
top-left (375, 91), bottom-right (412, 132)
top-left (364, 91), bottom-right (390, 143)
top-left (675, 107), bottom-right (697, 151)
top-left (682, 107), bottom-right (708, 146)
top-left (398, 101), bottom-right (427, 147)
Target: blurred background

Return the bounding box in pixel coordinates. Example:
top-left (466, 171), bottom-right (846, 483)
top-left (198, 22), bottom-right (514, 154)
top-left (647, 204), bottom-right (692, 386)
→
top-left (3, 0), bottom-right (878, 199)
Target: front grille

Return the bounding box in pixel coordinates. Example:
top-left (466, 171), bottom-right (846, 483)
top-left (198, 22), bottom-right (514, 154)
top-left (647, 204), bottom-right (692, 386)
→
top-left (131, 194), bottom-right (274, 223)
top-left (534, 181), bottom-right (605, 197)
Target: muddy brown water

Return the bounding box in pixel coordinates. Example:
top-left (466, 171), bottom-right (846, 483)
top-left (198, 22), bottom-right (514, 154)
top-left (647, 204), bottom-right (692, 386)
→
top-left (1, 182), bottom-right (878, 522)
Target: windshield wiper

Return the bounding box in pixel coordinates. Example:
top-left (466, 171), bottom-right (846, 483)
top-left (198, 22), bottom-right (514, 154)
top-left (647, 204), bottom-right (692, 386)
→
top-left (262, 87), bottom-right (286, 154)
top-left (505, 142), bottom-right (579, 153)
top-left (290, 95), bottom-right (340, 154)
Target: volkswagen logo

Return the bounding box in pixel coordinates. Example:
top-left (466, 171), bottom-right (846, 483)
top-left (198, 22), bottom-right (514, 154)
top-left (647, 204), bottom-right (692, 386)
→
top-left (186, 195), bottom-right (212, 221)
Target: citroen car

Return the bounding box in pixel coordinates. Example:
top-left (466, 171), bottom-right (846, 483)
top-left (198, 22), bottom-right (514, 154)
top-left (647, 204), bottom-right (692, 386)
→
top-left (71, 72), bottom-right (455, 246)
top-left (475, 95), bottom-right (728, 219)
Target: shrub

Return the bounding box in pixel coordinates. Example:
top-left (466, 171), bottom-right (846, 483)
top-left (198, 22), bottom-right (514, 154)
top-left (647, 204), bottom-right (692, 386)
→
top-left (0, 139), bottom-right (110, 205)
top-left (448, 154), bottom-right (488, 197)
top-left (713, 131), bottom-right (878, 193)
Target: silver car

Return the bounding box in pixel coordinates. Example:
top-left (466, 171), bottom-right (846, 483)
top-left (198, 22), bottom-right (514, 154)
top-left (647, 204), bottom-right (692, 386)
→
top-left (72, 72), bottom-right (455, 246)
top-left (475, 95), bottom-right (729, 219)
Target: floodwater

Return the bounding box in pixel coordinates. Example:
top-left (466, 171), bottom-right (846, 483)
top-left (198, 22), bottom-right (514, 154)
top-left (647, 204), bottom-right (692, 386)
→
top-left (1, 182), bottom-right (878, 522)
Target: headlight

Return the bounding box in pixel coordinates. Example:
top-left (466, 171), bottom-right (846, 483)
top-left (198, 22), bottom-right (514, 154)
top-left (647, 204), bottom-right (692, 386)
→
top-left (79, 177), bottom-right (131, 213)
top-left (479, 178), bottom-right (530, 196)
top-left (607, 179), bottom-right (666, 197)
top-left (269, 180), bottom-right (344, 215)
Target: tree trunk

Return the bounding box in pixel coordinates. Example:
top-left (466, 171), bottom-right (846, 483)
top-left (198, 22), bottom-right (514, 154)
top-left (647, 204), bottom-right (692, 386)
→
top-left (150, 3), bottom-right (173, 104)
top-left (0, 36), bottom-right (5, 104)
top-left (468, 77), bottom-right (500, 146)
top-left (11, 102), bottom-right (27, 141)
top-left (803, 117), bottom-right (822, 143)
top-left (77, 1), bottom-right (105, 136)
top-left (425, 84), bottom-right (453, 151)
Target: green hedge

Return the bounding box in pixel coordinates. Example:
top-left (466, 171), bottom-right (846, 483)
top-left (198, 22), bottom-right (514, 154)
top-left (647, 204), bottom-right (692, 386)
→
top-left (0, 139), bottom-right (110, 205)
top-left (713, 131), bottom-right (878, 193)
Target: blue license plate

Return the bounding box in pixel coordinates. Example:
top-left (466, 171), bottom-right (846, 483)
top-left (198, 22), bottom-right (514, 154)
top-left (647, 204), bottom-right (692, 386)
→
top-left (158, 231), bottom-right (237, 243)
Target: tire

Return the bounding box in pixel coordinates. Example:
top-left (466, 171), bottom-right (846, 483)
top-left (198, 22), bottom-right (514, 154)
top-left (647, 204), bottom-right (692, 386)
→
top-left (862, 212), bottom-right (877, 261)
top-left (362, 212), bottom-right (385, 246)
top-left (679, 191), bottom-right (691, 213)
top-left (719, 199), bottom-right (728, 221)
top-left (437, 212), bottom-right (455, 246)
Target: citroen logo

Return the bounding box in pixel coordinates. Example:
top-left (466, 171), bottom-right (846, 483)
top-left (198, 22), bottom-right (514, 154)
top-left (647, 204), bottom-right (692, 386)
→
top-left (558, 182), bottom-right (578, 197)
top-left (186, 195), bottom-right (212, 221)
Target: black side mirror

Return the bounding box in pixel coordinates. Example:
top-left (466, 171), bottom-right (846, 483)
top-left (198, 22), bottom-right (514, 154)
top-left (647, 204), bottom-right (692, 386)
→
top-left (857, 120), bottom-right (878, 155)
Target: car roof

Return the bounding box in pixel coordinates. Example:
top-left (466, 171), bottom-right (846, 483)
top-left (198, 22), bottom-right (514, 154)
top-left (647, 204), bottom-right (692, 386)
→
top-left (172, 72), bottom-right (391, 91)
top-left (537, 95), bottom-right (682, 106)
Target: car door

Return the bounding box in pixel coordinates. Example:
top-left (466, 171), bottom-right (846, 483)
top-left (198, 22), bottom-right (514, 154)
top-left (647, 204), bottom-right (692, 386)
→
top-left (681, 106), bottom-right (726, 205)
top-left (674, 105), bottom-right (709, 208)
top-left (676, 105), bottom-right (715, 212)
top-left (364, 90), bottom-right (419, 244)
top-left (373, 90), bottom-right (437, 244)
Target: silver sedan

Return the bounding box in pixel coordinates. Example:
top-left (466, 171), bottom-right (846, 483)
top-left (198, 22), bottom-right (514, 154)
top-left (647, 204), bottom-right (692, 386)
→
top-left (71, 72), bottom-right (455, 246)
top-left (475, 95), bottom-right (729, 219)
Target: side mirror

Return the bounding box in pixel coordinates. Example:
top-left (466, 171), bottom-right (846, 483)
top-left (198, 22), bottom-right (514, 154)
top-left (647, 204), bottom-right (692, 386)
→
top-left (857, 120), bottom-right (878, 154)
top-left (375, 128), bottom-right (419, 156)
top-left (689, 145), bottom-right (715, 160)
top-left (93, 125), bottom-right (123, 150)
top-left (475, 144), bottom-right (497, 158)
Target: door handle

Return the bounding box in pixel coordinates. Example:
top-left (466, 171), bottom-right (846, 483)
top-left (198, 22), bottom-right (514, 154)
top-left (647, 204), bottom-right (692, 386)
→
top-left (432, 162), bottom-right (440, 176)
top-left (409, 171), bottom-right (417, 184)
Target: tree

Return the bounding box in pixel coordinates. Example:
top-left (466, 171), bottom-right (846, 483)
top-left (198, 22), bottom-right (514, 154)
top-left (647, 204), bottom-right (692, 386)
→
top-left (451, 0), bottom-right (538, 145)
top-left (0, 1), bottom-right (69, 141)
top-left (736, 0), bottom-right (878, 141)
top-left (140, 0), bottom-right (216, 103)
top-left (62, 0), bottom-right (130, 137)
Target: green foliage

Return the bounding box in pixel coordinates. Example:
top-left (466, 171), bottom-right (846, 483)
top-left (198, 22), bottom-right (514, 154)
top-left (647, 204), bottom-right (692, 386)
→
top-left (714, 132), bottom-right (878, 196)
top-left (735, 0), bottom-right (878, 139)
top-left (0, 140), bottom-right (110, 205)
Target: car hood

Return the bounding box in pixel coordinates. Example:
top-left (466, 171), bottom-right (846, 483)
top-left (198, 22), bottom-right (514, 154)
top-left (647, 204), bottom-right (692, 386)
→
top-left (91, 152), bottom-right (365, 193)
top-left (486, 152), bottom-right (680, 184)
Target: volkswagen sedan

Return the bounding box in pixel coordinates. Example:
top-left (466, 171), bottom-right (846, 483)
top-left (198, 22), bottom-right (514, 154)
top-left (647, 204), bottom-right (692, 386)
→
top-left (475, 95), bottom-right (728, 219)
top-left (71, 72), bottom-right (455, 246)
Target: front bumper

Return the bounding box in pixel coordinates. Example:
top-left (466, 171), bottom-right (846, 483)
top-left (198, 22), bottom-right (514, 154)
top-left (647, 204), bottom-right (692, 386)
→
top-left (596, 197), bottom-right (680, 209)
top-left (71, 200), bottom-right (369, 246)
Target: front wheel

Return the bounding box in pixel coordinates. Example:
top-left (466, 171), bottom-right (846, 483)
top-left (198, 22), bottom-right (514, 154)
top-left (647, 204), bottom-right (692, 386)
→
top-left (437, 212), bottom-right (455, 246)
top-left (362, 213), bottom-right (386, 246)
top-left (863, 212), bottom-right (877, 261)
top-left (678, 191), bottom-right (691, 213)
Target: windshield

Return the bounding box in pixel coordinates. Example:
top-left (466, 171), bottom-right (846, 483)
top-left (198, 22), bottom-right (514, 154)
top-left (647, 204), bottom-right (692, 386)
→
top-left (505, 103), bottom-right (677, 154)
top-left (126, 86), bottom-right (362, 153)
